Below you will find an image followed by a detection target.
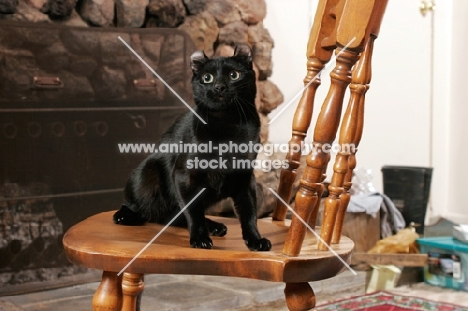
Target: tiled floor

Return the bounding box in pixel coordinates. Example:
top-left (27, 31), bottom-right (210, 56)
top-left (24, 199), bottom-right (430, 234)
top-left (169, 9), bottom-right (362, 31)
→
top-left (2, 270), bottom-right (468, 310)
top-left (1, 270), bottom-right (366, 311)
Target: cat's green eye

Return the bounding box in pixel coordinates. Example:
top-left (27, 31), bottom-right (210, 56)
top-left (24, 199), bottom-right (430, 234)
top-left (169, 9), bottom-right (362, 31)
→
top-left (202, 73), bottom-right (214, 83)
top-left (229, 71), bottom-right (240, 81)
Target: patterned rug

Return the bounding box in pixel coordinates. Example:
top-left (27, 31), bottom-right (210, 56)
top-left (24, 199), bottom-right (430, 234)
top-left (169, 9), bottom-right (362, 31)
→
top-left (316, 291), bottom-right (468, 311)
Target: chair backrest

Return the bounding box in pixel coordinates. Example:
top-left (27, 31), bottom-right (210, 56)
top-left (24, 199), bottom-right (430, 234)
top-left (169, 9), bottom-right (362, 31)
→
top-left (273, 0), bottom-right (388, 256)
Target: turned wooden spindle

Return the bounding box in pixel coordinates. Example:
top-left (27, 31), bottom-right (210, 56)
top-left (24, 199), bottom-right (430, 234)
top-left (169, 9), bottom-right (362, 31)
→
top-left (273, 0), bottom-right (342, 221)
top-left (273, 58), bottom-right (324, 221)
top-left (331, 36), bottom-right (375, 245)
top-left (92, 271), bottom-right (123, 311)
top-left (307, 175), bottom-right (325, 228)
top-left (283, 46), bottom-right (359, 256)
top-left (318, 50), bottom-right (359, 250)
top-left (318, 0), bottom-right (387, 250)
top-left (122, 273), bottom-right (145, 311)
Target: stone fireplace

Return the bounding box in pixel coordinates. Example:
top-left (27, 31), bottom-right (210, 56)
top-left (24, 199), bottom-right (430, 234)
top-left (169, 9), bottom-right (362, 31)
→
top-left (0, 0), bottom-right (284, 293)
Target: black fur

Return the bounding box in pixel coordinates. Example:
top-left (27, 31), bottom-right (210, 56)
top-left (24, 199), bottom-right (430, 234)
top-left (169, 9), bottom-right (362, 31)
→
top-left (113, 45), bottom-right (271, 252)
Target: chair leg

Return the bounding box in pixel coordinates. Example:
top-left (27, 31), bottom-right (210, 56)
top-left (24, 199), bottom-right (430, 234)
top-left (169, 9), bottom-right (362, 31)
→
top-left (122, 273), bottom-right (145, 311)
top-left (92, 271), bottom-right (123, 311)
top-left (284, 282), bottom-right (316, 311)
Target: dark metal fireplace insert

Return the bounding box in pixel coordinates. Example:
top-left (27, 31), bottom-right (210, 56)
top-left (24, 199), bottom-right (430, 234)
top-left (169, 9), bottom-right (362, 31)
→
top-left (0, 21), bottom-right (195, 294)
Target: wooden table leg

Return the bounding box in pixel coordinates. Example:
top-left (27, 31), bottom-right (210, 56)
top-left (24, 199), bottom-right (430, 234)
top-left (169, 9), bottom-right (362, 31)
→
top-left (92, 271), bottom-right (123, 311)
top-left (284, 282), bottom-right (316, 311)
top-left (122, 273), bottom-right (145, 311)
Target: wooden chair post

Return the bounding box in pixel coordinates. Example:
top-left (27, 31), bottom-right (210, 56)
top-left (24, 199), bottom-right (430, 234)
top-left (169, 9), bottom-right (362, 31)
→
top-left (282, 7), bottom-right (363, 255)
top-left (273, 0), bottom-right (343, 221)
top-left (92, 271), bottom-right (123, 311)
top-left (284, 282), bottom-right (316, 311)
top-left (287, 46), bottom-right (359, 256)
top-left (330, 1), bottom-right (388, 245)
top-left (318, 0), bottom-right (387, 250)
top-left (122, 273), bottom-right (145, 311)
top-left (331, 36), bottom-right (374, 245)
top-left (282, 0), bottom-right (388, 255)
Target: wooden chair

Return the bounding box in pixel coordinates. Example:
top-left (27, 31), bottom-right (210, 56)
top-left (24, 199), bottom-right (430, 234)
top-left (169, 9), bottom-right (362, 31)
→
top-left (63, 1), bottom-right (386, 310)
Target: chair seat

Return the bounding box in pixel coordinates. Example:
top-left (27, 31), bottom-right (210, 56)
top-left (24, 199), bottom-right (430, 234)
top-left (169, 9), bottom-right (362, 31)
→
top-left (63, 211), bottom-right (354, 283)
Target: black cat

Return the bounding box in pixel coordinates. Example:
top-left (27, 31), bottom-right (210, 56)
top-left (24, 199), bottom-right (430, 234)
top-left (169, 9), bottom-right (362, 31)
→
top-left (113, 44), bottom-right (271, 251)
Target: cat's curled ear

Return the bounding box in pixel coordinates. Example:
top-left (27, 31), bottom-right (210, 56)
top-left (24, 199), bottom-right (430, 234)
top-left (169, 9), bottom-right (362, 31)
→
top-left (233, 44), bottom-right (253, 66)
top-left (190, 50), bottom-right (209, 74)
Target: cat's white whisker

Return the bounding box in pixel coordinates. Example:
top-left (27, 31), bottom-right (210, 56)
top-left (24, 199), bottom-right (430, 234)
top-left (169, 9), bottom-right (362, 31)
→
top-left (235, 96), bottom-right (258, 119)
top-left (233, 97), bottom-right (248, 125)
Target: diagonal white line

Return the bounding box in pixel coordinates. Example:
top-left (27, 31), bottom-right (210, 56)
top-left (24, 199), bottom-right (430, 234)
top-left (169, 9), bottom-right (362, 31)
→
top-left (269, 37), bottom-right (357, 124)
top-left (268, 188), bottom-right (356, 275)
top-left (117, 188), bottom-right (206, 276)
top-left (118, 36), bottom-right (207, 125)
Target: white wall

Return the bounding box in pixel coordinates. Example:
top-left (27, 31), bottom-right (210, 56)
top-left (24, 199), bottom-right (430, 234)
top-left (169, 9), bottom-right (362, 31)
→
top-left (430, 2), bottom-right (452, 223)
top-left (358, 0), bottom-right (432, 193)
top-left (264, 0), bottom-right (432, 191)
top-left (263, 0), bottom-right (316, 143)
top-left (445, 1), bottom-right (468, 223)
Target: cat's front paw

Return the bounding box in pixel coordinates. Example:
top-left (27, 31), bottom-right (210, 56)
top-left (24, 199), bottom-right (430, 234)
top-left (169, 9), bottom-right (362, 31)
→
top-left (113, 205), bottom-right (145, 226)
top-left (190, 236), bottom-right (213, 249)
top-left (206, 219), bottom-right (227, 237)
top-left (246, 237), bottom-right (271, 251)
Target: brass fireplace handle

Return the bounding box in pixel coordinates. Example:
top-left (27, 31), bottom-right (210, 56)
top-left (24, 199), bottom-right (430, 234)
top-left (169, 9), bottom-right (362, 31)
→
top-left (133, 78), bottom-right (157, 90)
top-left (33, 76), bottom-right (64, 88)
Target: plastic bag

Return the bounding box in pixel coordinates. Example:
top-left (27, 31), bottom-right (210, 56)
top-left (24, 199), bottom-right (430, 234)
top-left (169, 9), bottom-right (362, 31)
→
top-left (351, 168), bottom-right (376, 195)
